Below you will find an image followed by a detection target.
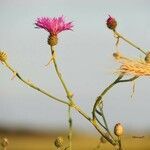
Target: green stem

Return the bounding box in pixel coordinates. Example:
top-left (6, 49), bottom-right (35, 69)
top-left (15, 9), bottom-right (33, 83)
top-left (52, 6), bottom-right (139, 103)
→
top-left (113, 30), bottom-right (147, 55)
top-left (4, 61), bottom-right (69, 106)
top-left (92, 75), bottom-right (139, 121)
top-left (72, 104), bottom-right (117, 146)
top-left (92, 74), bottom-right (124, 120)
top-left (100, 108), bottom-right (114, 140)
top-left (50, 46), bottom-right (73, 150)
top-left (118, 76), bottom-right (139, 83)
top-left (50, 46), bottom-right (71, 99)
top-left (95, 115), bottom-right (107, 130)
top-left (118, 136), bottom-right (123, 150)
top-left (68, 106), bottom-right (72, 149)
top-left (4, 58), bottom-right (117, 147)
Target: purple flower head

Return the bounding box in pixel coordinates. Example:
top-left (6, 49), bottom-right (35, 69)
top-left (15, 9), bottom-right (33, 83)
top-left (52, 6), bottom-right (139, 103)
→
top-left (35, 16), bottom-right (73, 36)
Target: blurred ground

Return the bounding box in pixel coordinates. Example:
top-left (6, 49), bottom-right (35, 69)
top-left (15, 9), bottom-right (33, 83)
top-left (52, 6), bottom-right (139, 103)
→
top-left (0, 130), bottom-right (150, 150)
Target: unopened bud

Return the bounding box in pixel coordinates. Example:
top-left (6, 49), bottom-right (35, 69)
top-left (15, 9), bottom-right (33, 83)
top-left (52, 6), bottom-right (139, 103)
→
top-left (1, 137), bottom-right (9, 148)
top-left (54, 136), bottom-right (64, 148)
top-left (0, 51), bottom-right (8, 62)
top-left (145, 51), bottom-right (150, 63)
top-left (106, 15), bottom-right (117, 30)
top-left (67, 92), bottom-right (74, 99)
top-left (113, 52), bottom-right (122, 60)
top-left (48, 35), bottom-right (58, 46)
top-left (114, 123), bottom-right (123, 136)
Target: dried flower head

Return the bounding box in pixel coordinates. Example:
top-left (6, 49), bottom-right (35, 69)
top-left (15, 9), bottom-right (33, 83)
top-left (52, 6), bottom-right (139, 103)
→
top-left (1, 137), bottom-right (9, 148)
top-left (54, 136), bottom-right (64, 148)
top-left (113, 51), bottom-right (123, 60)
top-left (0, 51), bottom-right (7, 62)
top-left (106, 15), bottom-right (117, 30)
top-left (114, 53), bottom-right (150, 76)
top-left (145, 51), bottom-right (150, 63)
top-left (114, 123), bottom-right (123, 136)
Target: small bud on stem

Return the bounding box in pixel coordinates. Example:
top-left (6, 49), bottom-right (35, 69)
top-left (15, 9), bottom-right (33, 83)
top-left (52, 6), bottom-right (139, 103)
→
top-left (114, 123), bottom-right (123, 137)
top-left (54, 136), bottom-right (64, 149)
top-left (145, 51), bottom-right (150, 63)
top-left (0, 51), bottom-right (8, 62)
top-left (106, 16), bottom-right (117, 30)
top-left (1, 137), bottom-right (9, 150)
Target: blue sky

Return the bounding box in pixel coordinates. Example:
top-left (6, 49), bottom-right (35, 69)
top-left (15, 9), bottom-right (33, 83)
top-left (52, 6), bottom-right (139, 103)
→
top-left (0, 0), bottom-right (150, 134)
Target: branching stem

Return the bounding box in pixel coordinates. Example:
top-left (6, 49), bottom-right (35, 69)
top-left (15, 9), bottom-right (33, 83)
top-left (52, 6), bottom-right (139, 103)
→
top-left (113, 30), bottom-right (147, 55)
top-left (4, 61), bottom-right (69, 105)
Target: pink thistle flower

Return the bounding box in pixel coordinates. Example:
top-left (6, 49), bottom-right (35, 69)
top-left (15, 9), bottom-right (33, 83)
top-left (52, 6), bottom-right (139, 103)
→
top-left (106, 15), bottom-right (117, 30)
top-left (35, 16), bottom-right (73, 36)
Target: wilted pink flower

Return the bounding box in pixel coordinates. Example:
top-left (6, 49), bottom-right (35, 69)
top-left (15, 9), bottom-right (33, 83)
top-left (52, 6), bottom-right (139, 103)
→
top-left (35, 16), bottom-right (73, 36)
top-left (106, 15), bottom-right (117, 30)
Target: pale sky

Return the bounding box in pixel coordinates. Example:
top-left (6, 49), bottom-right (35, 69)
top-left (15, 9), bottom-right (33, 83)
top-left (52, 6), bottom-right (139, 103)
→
top-left (0, 0), bottom-right (150, 134)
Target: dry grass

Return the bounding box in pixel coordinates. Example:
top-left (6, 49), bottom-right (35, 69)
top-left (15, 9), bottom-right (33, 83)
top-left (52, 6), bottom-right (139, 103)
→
top-left (0, 132), bottom-right (150, 150)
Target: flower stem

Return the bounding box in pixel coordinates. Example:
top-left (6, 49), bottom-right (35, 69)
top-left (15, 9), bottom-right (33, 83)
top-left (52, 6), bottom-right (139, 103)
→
top-left (92, 74), bottom-right (124, 121)
top-left (72, 104), bottom-right (117, 146)
top-left (100, 108), bottom-right (114, 140)
top-left (50, 46), bottom-right (118, 147)
top-left (4, 61), bottom-right (69, 105)
top-left (68, 106), bottom-right (72, 149)
top-left (50, 46), bottom-right (73, 150)
top-left (50, 46), bottom-right (71, 98)
top-left (118, 136), bottom-right (123, 150)
top-left (113, 30), bottom-right (147, 55)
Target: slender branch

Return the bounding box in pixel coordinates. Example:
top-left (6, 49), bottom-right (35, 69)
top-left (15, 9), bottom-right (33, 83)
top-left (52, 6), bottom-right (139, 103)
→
top-left (113, 30), bottom-right (147, 55)
top-left (50, 46), bottom-right (73, 150)
top-left (92, 75), bottom-right (139, 121)
top-left (50, 46), bottom-right (71, 99)
top-left (2, 50), bottom-right (119, 147)
top-left (118, 76), bottom-right (139, 83)
top-left (118, 136), bottom-right (123, 150)
top-left (100, 108), bottom-right (114, 140)
top-left (50, 46), bottom-right (113, 148)
top-left (3, 58), bottom-right (117, 147)
top-left (4, 61), bottom-right (69, 105)
top-left (92, 74), bottom-right (124, 120)
top-left (95, 114), bottom-right (107, 130)
top-left (72, 104), bottom-right (117, 146)
top-left (68, 106), bottom-right (72, 149)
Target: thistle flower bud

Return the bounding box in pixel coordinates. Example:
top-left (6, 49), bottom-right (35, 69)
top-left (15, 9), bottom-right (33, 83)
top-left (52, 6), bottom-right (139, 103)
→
top-left (54, 136), bottom-right (64, 148)
top-left (145, 51), bottom-right (150, 63)
top-left (114, 123), bottom-right (123, 136)
top-left (0, 51), bottom-right (8, 62)
top-left (48, 35), bottom-right (58, 46)
top-left (106, 15), bottom-right (117, 30)
top-left (1, 137), bottom-right (9, 148)
top-left (113, 52), bottom-right (122, 60)
top-left (67, 91), bottom-right (74, 99)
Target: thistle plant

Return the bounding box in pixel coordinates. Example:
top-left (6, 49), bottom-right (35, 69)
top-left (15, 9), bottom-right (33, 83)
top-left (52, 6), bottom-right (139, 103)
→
top-left (0, 15), bottom-right (149, 150)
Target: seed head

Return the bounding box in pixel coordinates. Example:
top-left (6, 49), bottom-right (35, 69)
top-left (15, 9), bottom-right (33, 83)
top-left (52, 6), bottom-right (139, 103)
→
top-left (0, 51), bottom-right (8, 62)
top-left (145, 51), bottom-right (150, 63)
top-left (54, 136), bottom-right (64, 148)
top-left (1, 137), bottom-right (9, 148)
top-left (114, 123), bottom-right (123, 136)
top-left (106, 15), bottom-right (117, 30)
top-left (113, 52), bottom-right (123, 60)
